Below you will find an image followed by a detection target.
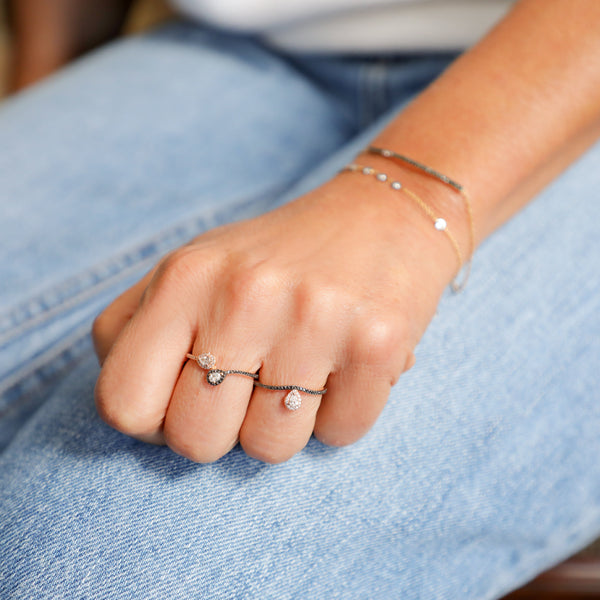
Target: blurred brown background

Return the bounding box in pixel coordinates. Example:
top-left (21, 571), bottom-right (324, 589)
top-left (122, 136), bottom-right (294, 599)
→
top-left (0, 0), bottom-right (171, 98)
top-left (0, 1), bottom-right (9, 96)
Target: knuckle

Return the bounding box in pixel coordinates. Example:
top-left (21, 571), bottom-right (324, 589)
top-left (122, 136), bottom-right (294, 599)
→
top-left (150, 247), bottom-right (204, 298)
top-left (245, 446), bottom-right (291, 465)
top-left (354, 315), bottom-right (406, 367)
top-left (386, 348), bottom-right (414, 387)
top-left (94, 376), bottom-right (131, 433)
top-left (157, 246), bottom-right (195, 277)
top-left (94, 374), bottom-right (114, 423)
top-left (91, 310), bottom-right (110, 343)
top-left (94, 374), bottom-right (157, 437)
top-left (95, 402), bottom-right (138, 436)
top-left (163, 418), bottom-right (237, 464)
top-left (165, 435), bottom-right (232, 464)
top-left (225, 265), bottom-right (282, 313)
top-left (293, 282), bottom-right (344, 331)
top-left (314, 423), bottom-right (362, 448)
top-left (404, 351), bottom-right (417, 373)
top-left (240, 436), bottom-right (295, 465)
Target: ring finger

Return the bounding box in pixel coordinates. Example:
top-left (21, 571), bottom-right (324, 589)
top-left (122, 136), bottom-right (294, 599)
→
top-left (240, 335), bottom-right (331, 464)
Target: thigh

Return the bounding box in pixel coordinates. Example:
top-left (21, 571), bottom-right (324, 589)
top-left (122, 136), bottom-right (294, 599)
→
top-left (1, 110), bottom-right (599, 599)
top-left (379, 144), bottom-right (600, 596)
top-left (0, 22), bottom-right (356, 444)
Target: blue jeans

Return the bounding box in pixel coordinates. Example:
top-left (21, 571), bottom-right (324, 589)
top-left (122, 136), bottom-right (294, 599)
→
top-left (1, 22), bottom-right (599, 600)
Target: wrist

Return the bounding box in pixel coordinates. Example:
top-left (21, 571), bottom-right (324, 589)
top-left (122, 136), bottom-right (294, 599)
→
top-left (325, 154), bottom-right (473, 290)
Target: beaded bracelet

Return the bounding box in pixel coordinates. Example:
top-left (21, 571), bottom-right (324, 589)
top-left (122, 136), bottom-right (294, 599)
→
top-left (366, 146), bottom-right (475, 292)
top-left (340, 163), bottom-right (464, 283)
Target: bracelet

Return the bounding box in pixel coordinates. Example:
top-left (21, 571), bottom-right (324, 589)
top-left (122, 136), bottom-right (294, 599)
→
top-left (340, 163), bottom-right (464, 282)
top-left (366, 146), bottom-right (475, 292)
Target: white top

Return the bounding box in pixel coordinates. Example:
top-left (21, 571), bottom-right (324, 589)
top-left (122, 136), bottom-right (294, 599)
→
top-left (169, 0), bottom-right (516, 52)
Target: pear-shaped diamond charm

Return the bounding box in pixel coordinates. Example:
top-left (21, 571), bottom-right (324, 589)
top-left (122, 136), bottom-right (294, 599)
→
top-left (284, 389), bottom-right (302, 411)
top-left (198, 352), bottom-right (216, 370)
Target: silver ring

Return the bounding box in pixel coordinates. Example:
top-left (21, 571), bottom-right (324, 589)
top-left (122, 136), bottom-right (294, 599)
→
top-left (253, 381), bottom-right (327, 411)
top-left (186, 352), bottom-right (258, 386)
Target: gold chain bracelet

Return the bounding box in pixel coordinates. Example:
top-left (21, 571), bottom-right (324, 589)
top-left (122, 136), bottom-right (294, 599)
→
top-left (366, 146), bottom-right (475, 292)
top-left (340, 163), bottom-right (464, 283)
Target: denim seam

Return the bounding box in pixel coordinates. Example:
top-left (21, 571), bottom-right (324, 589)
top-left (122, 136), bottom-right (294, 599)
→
top-left (0, 188), bottom-right (283, 348)
top-left (0, 184), bottom-right (296, 410)
top-left (0, 253), bottom-right (160, 351)
top-left (0, 321), bottom-right (92, 412)
top-left (0, 217), bottom-right (216, 343)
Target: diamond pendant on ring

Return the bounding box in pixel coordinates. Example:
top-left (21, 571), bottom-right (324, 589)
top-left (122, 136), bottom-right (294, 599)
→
top-left (187, 351), bottom-right (326, 410)
top-left (206, 370), bottom-right (226, 385)
top-left (284, 389), bottom-right (302, 411)
top-left (197, 353), bottom-right (216, 370)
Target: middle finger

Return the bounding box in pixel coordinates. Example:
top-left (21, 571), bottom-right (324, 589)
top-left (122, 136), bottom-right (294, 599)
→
top-left (164, 332), bottom-right (262, 463)
top-left (240, 335), bottom-right (331, 464)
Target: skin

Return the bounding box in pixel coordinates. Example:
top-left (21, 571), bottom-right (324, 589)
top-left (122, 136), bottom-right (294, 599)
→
top-left (93, 172), bottom-right (444, 462)
top-left (14, 0), bottom-right (600, 463)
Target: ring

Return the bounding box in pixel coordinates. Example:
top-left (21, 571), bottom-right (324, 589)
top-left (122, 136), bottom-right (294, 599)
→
top-left (186, 352), bottom-right (326, 412)
top-left (186, 352), bottom-right (258, 386)
top-left (253, 381), bottom-right (327, 411)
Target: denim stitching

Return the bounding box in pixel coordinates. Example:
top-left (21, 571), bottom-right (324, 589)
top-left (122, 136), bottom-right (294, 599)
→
top-left (0, 216), bottom-right (219, 342)
top-left (0, 186), bottom-right (289, 413)
top-left (0, 321), bottom-right (92, 412)
top-left (0, 188), bottom-right (282, 349)
top-left (0, 254), bottom-right (160, 351)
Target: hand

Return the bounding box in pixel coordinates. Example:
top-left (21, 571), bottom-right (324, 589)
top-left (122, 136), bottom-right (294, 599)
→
top-left (93, 164), bottom-right (460, 463)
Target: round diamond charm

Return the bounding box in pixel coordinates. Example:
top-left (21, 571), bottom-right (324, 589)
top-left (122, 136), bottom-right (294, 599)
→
top-left (391, 181), bottom-right (402, 190)
top-left (197, 352), bottom-right (216, 370)
top-left (434, 218), bottom-right (447, 231)
top-left (284, 389), bottom-right (302, 411)
top-left (207, 369), bottom-right (225, 386)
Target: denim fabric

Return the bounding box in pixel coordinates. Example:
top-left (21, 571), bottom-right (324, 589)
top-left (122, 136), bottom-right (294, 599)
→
top-left (0, 22), bottom-right (599, 600)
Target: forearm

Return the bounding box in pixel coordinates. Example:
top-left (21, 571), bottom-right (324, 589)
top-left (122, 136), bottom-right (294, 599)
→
top-left (365, 0), bottom-right (600, 252)
top-left (7, 0), bottom-right (133, 90)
